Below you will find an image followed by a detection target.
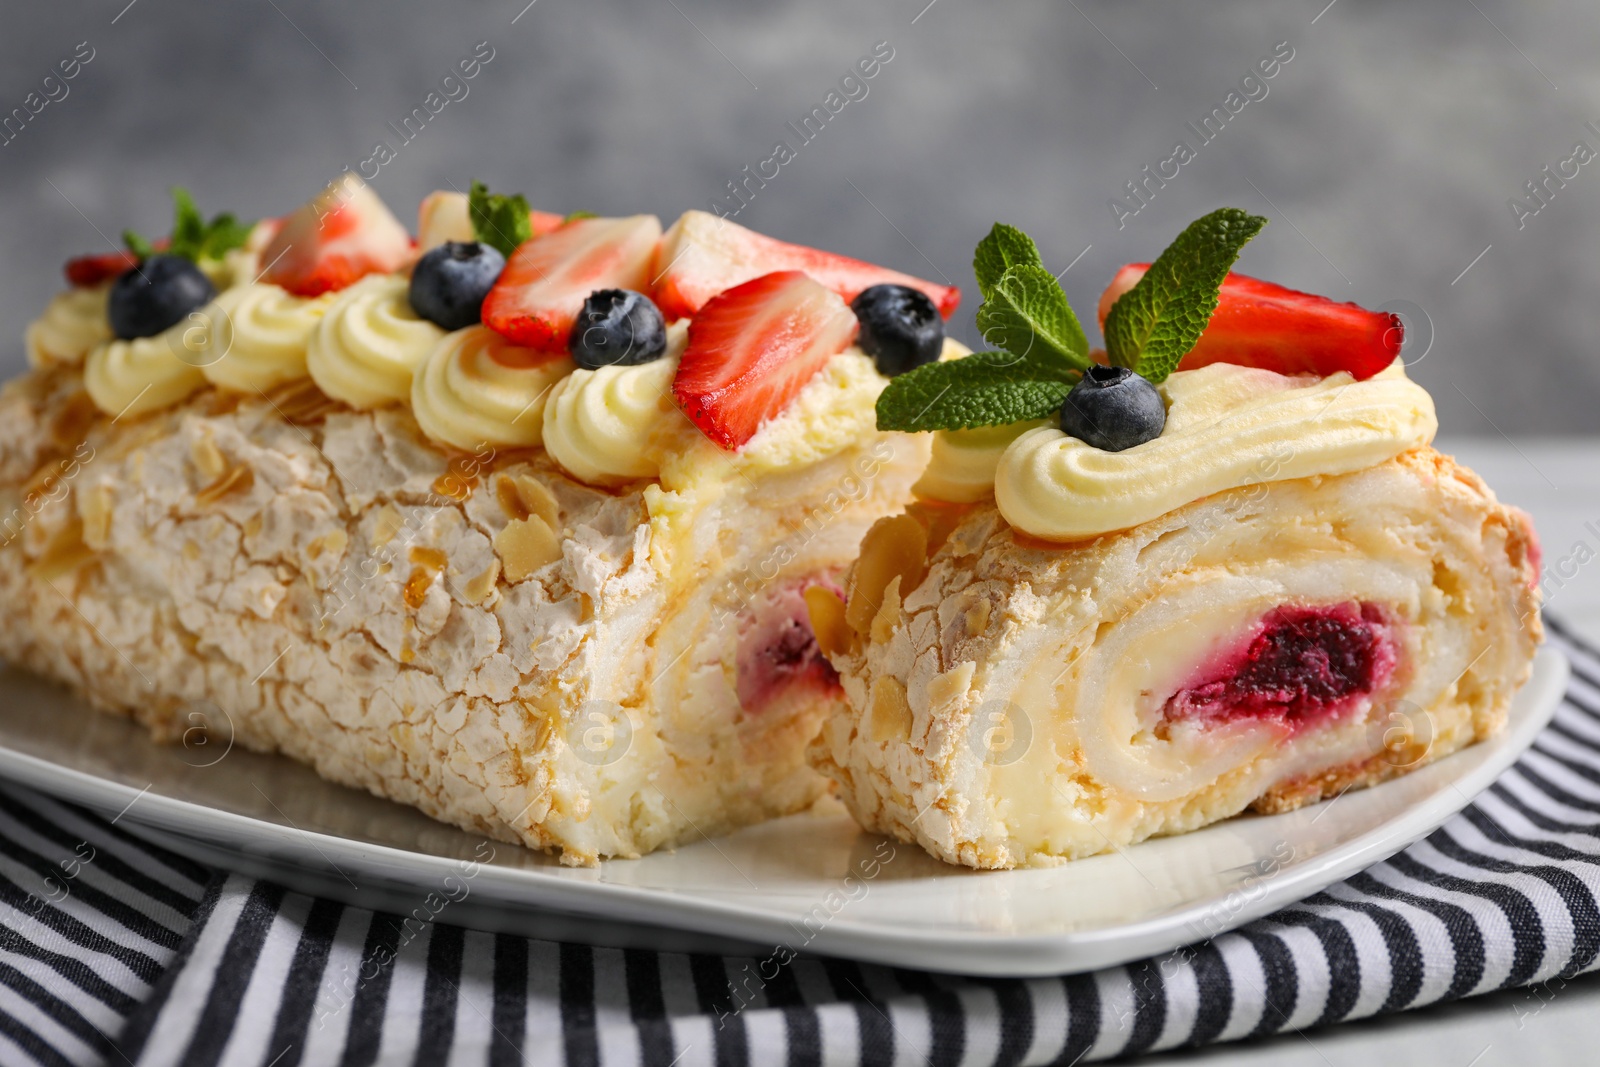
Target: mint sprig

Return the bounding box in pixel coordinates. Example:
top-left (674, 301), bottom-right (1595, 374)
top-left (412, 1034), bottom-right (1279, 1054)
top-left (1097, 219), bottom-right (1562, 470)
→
top-left (469, 180), bottom-right (532, 258)
top-left (874, 350), bottom-right (1077, 432)
top-left (877, 222), bottom-right (1090, 432)
top-left (123, 187), bottom-right (254, 264)
top-left (877, 209), bottom-right (1267, 433)
top-left (1104, 207), bottom-right (1266, 382)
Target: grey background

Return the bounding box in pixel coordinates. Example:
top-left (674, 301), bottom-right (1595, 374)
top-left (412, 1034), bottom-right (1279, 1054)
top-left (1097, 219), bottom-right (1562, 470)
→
top-left (0, 0), bottom-right (1595, 433)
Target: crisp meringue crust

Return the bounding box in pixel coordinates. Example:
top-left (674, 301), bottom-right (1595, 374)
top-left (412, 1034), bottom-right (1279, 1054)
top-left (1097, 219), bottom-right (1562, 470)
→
top-left (0, 364), bottom-right (932, 864)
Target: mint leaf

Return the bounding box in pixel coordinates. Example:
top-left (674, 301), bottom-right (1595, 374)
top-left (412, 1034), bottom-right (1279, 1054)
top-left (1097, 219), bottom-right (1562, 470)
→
top-left (1104, 206), bottom-right (1266, 383)
top-left (122, 229), bottom-right (155, 260)
top-left (972, 223), bottom-right (1044, 297)
top-left (169, 188), bottom-right (207, 258)
top-left (126, 188), bottom-right (255, 263)
top-left (469, 180), bottom-right (532, 258)
top-left (876, 351), bottom-right (1077, 432)
top-left (198, 213), bottom-right (253, 260)
top-left (975, 264), bottom-right (1091, 371)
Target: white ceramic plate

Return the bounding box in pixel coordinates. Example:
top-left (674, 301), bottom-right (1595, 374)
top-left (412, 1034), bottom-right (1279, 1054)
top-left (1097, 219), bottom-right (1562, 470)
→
top-left (0, 650), bottom-right (1566, 977)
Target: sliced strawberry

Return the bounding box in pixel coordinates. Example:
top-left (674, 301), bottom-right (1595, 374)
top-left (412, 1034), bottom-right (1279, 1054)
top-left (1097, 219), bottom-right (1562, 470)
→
top-left (674, 271), bottom-right (859, 450)
top-left (529, 209), bottom-right (565, 237)
top-left (481, 214), bottom-right (662, 351)
top-left (1098, 264), bottom-right (1402, 380)
top-left (416, 191), bottom-right (564, 252)
top-left (247, 216), bottom-right (285, 252)
top-left (64, 249), bottom-right (145, 288)
top-left (653, 210), bottom-right (960, 323)
top-left (260, 177), bottom-right (414, 297)
top-left (417, 191), bottom-right (469, 252)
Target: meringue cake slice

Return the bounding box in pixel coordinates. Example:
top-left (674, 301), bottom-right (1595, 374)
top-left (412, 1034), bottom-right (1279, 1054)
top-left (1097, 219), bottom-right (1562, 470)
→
top-left (809, 447), bottom-right (1541, 868)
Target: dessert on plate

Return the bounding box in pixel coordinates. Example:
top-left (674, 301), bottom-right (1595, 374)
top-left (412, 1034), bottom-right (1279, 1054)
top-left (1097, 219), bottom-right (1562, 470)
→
top-left (0, 177), bottom-right (962, 864)
top-left (808, 209), bottom-right (1542, 869)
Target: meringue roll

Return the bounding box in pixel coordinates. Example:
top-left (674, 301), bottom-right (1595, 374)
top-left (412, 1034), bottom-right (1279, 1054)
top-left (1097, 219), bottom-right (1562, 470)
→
top-left (0, 183), bottom-right (952, 864)
top-left (812, 368), bottom-right (1542, 869)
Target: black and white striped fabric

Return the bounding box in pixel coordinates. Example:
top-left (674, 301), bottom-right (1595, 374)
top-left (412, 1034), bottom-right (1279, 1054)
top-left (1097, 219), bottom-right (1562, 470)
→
top-left (4, 621), bottom-right (1600, 1066)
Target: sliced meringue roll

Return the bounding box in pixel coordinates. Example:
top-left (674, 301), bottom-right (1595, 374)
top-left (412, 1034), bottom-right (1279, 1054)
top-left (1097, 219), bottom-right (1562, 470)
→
top-left (810, 447), bottom-right (1542, 868)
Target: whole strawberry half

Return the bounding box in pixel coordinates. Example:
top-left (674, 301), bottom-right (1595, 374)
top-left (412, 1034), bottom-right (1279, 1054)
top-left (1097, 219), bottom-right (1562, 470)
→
top-left (260, 178), bottom-right (415, 298)
top-left (482, 214), bottom-right (662, 351)
top-left (1098, 264), bottom-right (1402, 380)
top-left (653, 210), bottom-right (960, 323)
top-left (674, 271), bottom-right (859, 451)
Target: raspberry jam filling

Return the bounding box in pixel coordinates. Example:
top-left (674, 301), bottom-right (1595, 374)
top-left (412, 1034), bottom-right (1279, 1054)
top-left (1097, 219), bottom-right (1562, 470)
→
top-left (735, 582), bottom-right (841, 712)
top-left (1162, 602), bottom-right (1397, 732)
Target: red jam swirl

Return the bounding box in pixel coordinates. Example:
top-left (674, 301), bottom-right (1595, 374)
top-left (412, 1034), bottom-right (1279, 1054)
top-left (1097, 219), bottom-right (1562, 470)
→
top-left (1163, 602), bottom-right (1397, 732)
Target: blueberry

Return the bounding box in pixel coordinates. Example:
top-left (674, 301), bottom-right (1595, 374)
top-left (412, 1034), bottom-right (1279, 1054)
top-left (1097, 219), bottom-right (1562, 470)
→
top-left (851, 284), bottom-right (944, 377)
top-left (568, 289), bottom-right (668, 369)
top-left (107, 254), bottom-right (217, 340)
top-left (1059, 365), bottom-right (1166, 451)
top-left (408, 241), bottom-right (505, 331)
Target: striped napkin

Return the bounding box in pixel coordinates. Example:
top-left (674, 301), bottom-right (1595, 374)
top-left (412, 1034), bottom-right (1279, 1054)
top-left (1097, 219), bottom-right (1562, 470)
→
top-left (3, 620), bottom-right (1598, 1067)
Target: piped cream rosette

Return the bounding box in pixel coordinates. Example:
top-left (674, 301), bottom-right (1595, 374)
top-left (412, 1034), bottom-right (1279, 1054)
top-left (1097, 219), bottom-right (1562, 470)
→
top-left (200, 283), bottom-right (335, 393)
top-left (909, 360), bottom-right (1437, 538)
top-left (411, 326), bottom-right (575, 452)
top-left (26, 287), bottom-right (113, 368)
top-left (995, 361), bottom-right (1437, 541)
top-left (307, 273), bottom-right (444, 408)
top-left (84, 323), bottom-right (208, 418)
top-left (540, 322), bottom-right (688, 485)
top-left (913, 419), bottom-right (1048, 503)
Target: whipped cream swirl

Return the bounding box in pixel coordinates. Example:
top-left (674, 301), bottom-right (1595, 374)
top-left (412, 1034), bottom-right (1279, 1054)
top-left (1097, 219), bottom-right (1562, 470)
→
top-left (26, 287), bottom-right (112, 368)
top-left (306, 273), bottom-right (444, 408)
top-left (992, 360), bottom-right (1438, 541)
top-left (913, 419), bottom-right (1050, 503)
top-left (542, 323), bottom-right (686, 485)
top-left (412, 326), bottom-right (575, 452)
top-left (201, 283), bottom-right (334, 393)
top-left (84, 325), bottom-right (208, 418)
